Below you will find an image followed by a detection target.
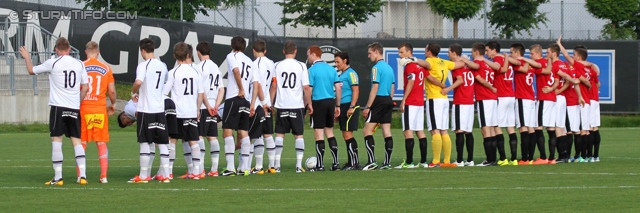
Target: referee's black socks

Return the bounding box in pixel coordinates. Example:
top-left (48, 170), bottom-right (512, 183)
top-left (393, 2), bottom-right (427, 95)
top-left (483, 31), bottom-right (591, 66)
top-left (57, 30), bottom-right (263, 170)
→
top-left (315, 140), bottom-right (325, 168)
top-left (328, 137), bottom-right (339, 166)
top-left (384, 137), bottom-right (393, 165)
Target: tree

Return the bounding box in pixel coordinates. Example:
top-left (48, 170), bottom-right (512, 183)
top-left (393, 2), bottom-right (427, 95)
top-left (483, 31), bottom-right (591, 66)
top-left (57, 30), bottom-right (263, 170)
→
top-left (78, 0), bottom-right (245, 22)
top-left (276, 0), bottom-right (384, 38)
top-left (486, 0), bottom-right (549, 39)
top-left (426, 0), bottom-right (484, 39)
top-left (585, 0), bottom-right (638, 40)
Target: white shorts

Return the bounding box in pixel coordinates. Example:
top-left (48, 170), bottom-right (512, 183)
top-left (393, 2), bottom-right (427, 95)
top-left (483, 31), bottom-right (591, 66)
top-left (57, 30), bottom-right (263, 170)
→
top-left (497, 97), bottom-right (516, 127)
top-left (402, 105), bottom-right (425, 131)
top-left (566, 105), bottom-right (580, 133)
top-left (451, 104), bottom-right (474, 132)
top-left (477, 100), bottom-right (498, 127)
top-left (555, 96), bottom-right (567, 129)
top-left (516, 99), bottom-right (537, 128)
top-left (580, 104), bottom-right (590, 131)
top-left (590, 100), bottom-right (600, 128)
top-left (537, 100), bottom-right (556, 128)
top-left (427, 99), bottom-right (449, 131)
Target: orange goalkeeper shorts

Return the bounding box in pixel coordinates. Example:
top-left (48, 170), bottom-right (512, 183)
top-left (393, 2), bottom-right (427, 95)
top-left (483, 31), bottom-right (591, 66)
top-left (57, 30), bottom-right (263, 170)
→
top-left (80, 107), bottom-right (110, 142)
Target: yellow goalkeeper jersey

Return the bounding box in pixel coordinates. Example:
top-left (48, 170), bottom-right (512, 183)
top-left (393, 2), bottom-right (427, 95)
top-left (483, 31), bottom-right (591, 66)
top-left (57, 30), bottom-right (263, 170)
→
top-left (426, 57), bottom-right (455, 99)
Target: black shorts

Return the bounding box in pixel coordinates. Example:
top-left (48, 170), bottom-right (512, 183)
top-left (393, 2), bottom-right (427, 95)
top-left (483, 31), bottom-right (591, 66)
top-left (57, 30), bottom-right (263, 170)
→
top-left (262, 111), bottom-right (274, 135)
top-left (164, 98), bottom-right (179, 138)
top-left (248, 106), bottom-right (266, 139)
top-left (366, 96), bottom-right (393, 124)
top-left (222, 96), bottom-right (251, 131)
top-left (49, 106), bottom-right (80, 138)
top-left (136, 112), bottom-right (169, 144)
top-left (339, 103), bottom-right (359, 132)
top-left (311, 98), bottom-right (336, 129)
top-left (177, 118), bottom-right (200, 141)
top-left (198, 109), bottom-right (218, 137)
top-left (275, 108), bottom-right (305, 135)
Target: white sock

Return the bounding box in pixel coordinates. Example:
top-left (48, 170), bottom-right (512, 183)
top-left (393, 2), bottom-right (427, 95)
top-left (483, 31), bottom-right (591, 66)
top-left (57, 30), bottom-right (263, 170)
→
top-left (209, 138), bottom-right (220, 172)
top-left (182, 142), bottom-right (193, 175)
top-left (265, 136), bottom-right (275, 168)
top-left (139, 143), bottom-right (150, 179)
top-left (240, 137), bottom-right (250, 171)
top-left (198, 138), bottom-right (205, 174)
top-left (52, 142), bottom-right (63, 180)
top-left (190, 143), bottom-right (201, 175)
top-left (295, 138), bottom-right (304, 169)
top-left (275, 136), bottom-right (284, 168)
top-left (158, 144), bottom-right (170, 178)
top-left (254, 137), bottom-right (265, 170)
top-left (168, 143), bottom-right (176, 175)
top-left (249, 140), bottom-right (255, 170)
top-left (224, 136), bottom-right (236, 171)
top-left (148, 143), bottom-right (155, 178)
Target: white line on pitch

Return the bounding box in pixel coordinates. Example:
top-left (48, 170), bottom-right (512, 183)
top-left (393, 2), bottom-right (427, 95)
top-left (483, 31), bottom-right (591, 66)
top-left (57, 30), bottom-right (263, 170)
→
top-left (394, 170), bottom-right (639, 176)
top-left (0, 186), bottom-right (208, 191)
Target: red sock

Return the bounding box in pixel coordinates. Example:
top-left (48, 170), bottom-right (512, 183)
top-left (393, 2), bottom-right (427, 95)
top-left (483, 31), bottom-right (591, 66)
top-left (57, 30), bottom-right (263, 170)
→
top-left (97, 143), bottom-right (108, 178)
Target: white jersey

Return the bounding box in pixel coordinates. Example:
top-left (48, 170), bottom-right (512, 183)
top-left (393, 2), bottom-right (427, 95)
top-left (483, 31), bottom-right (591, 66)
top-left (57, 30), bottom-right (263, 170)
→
top-left (274, 58), bottom-right (310, 109)
top-left (163, 64), bottom-right (204, 118)
top-left (124, 99), bottom-right (137, 120)
top-left (33, 55), bottom-right (88, 109)
top-left (135, 58), bottom-right (168, 113)
top-left (198, 59), bottom-right (224, 109)
top-left (225, 51), bottom-right (255, 98)
top-left (254, 56), bottom-right (276, 106)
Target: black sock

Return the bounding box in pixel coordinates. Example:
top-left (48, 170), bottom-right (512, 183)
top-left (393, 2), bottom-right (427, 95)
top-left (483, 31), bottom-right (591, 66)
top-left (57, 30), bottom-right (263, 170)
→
top-left (344, 139), bottom-right (352, 166)
top-left (496, 134), bottom-right (506, 161)
top-left (455, 133), bottom-right (464, 163)
top-left (586, 133), bottom-right (594, 158)
top-left (483, 137), bottom-right (491, 162)
top-left (593, 130), bottom-right (601, 158)
top-left (556, 135), bottom-right (565, 159)
top-left (547, 130), bottom-right (556, 160)
top-left (520, 132), bottom-right (530, 161)
top-left (419, 138), bottom-right (428, 163)
top-left (405, 138), bottom-right (415, 164)
top-left (328, 137), bottom-right (339, 165)
top-left (529, 132), bottom-right (537, 161)
top-left (465, 133), bottom-right (474, 162)
top-left (535, 130), bottom-right (546, 160)
top-left (364, 135), bottom-right (375, 164)
top-left (574, 134), bottom-right (582, 158)
top-left (349, 138), bottom-right (360, 166)
top-left (508, 133), bottom-right (518, 161)
top-left (566, 134), bottom-right (574, 159)
top-left (315, 140), bottom-right (325, 168)
top-left (384, 137), bottom-right (393, 165)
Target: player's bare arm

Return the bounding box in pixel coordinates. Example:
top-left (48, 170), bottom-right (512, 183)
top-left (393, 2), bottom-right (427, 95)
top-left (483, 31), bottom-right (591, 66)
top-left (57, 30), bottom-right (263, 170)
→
top-left (459, 57), bottom-right (479, 69)
top-left (269, 80), bottom-right (277, 111)
top-left (484, 58), bottom-right (501, 71)
top-left (539, 57), bottom-right (552, 74)
top-left (573, 84), bottom-right (585, 106)
top-left (426, 75), bottom-right (445, 88)
top-left (499, 53), bottom-right (509, 73)
top-left (233, 67), bottom-right (245, 97)
top-left (442, 75), bottom-right (463, 95)
top-left (414, 59), bottom-right (431, 70)
top-left (18, 46), bottom-right (36, 75)
top-left (249, 81), bottom-right (260, 117)
top-left (107, 82), bottom-right (117, 115)
top-left (363, 83), bottom-right (378, 118)
top-left (334, 82), bottom-right (342, 118)
top-left (475, 75), bottom-right (497, 93)
top-left (400, 78), bottom-right (415, 113)
top-left (197, 91), bottom-right (204, 121)
top-left (213, 87), bottom-right (225, 116)
top-left (579, 76), bottom-right (592, 88)
top-left (556, 80), bottom-right (570, 95)
top-left (80, 83), bottom-right (89, 101)
top-left (507, 57), bottom-right (522, 66)
top-left (543, 78), bottom-right (559, 94)
top-left (256, 83), bottom-right (269, 115)
top-left (304, 85), bottom-right (313, 115)
top-left (557, 35), bottom-right (575, 65)
top-left (519, 57), bottom-right (542, 68)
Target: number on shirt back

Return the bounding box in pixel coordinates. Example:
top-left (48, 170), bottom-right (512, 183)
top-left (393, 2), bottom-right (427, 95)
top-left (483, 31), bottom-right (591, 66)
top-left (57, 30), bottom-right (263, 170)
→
top-left (281, 72), bottom-right (297, 88)
top-left (265, 70), bottom-right (271, 87)
top-left (463, 71), bottom-right (474, 86)
top-left (505, 67), bottom-right (514, 80)
top-left (526, 73), bottom-right (534, 86)
top-left (240, 62), bottom-right (251, 81)
top-left (209, 73), bottom-right (219, 90)
top-left (418, 72), bottom-right (424, 86)
top-left (182, 78), bottom-right (194, 95)
top-left (484, 70), bottom-right (494, 85)
top-left (155, 71), bottom-right (162, 89)
top-left (547, 72), bottom-right (555, 85)
top-left (87, 75), bottom-right (102, 95)
top-left (62, 70), bottom-right (76, 88)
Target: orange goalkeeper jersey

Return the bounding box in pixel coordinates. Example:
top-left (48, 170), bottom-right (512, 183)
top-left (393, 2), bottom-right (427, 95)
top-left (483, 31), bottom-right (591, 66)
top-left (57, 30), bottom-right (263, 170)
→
top-left (81, 58), bottom-right (114, 109)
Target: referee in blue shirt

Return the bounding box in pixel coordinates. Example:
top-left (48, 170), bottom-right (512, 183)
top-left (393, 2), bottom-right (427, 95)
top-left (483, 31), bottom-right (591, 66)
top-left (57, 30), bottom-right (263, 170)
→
top-left (335, 52), bottom-right (361, 170)
top-left (307, 45), bottom-right (342, 171)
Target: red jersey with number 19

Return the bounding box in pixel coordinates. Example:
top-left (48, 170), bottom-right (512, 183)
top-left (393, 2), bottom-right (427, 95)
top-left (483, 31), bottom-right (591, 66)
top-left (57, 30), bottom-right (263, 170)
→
top-left (403, 62), bottom-right (427, 106)
top-left (492, 56), bottom-right (515, 97)
top-left (452, 66), bottom-right (474, 105)
top-left (514, 59), bottom-right (535, 100)
top-left (473, 59), bottom-right (497, 101)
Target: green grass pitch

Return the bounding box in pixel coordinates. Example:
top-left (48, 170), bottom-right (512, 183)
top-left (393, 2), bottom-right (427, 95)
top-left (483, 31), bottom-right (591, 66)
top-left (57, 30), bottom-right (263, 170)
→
top-left (0, 127), bottom-right (638, 212)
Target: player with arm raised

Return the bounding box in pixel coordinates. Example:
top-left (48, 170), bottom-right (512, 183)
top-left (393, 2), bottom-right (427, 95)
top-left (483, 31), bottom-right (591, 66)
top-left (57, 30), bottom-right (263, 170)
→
top-left (442, 43), bottom-right (479, 167)
top-left (128, 38), bottom-right (169, 183)
top-left (334, 52), bottom-right (361, 171)
top-left (270, 41), bottom-right (312, 173)
top-left (544, 43), bottom-right (574, 164)
top-left (19, 38), bottom-right (89, 186)
top-left (361, 42), bottom-right (395, 170)
top-left (250, 39), bottom-right (277, 174)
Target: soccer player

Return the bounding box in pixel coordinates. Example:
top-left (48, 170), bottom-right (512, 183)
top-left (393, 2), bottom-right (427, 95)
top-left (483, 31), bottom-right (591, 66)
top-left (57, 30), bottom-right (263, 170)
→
top-left (469, 43), bottom-right (499, 167)
top-left (334, 52), bottom-right (361, 170)
top-left (442, 44), bottom-right (479, 167)
top-left (19, 38), bottom-right (89, 186)
top-left (361, 42), bottom-right (395, 170)
top-left (251, 39), bottom-right (276, 174)
top-left (394, 43), bottom-right (427, 169)
top-left (163, 42), bottom-right (206, 180)
top-left (117, 99), bottom-right (138, 128)
top-left (307, 45), bottom-right (342, 171)
top-left (530, 43), bottom-right (559, 165)
top-left (485, 41), bottom-right (517, 166)
top-left (545, 43), bottom-right (576, 164)
top-left (508, 43), bottom-right (536, 165)
top-left (129, 38), bottom-right (169, 183)
top-left (270, 40), bottom-right (312, 173)
top-left (588, 57), bottom-right (601, 162)
top-left (79, 41), bottom-right (117, 183)
top-left (196, 41), bottom-right (225, 176)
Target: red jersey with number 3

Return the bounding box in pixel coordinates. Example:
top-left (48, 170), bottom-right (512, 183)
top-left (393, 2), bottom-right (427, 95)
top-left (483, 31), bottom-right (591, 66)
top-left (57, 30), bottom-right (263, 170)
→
top-left (514, 59), bottom-right (535, 100)
top-left (404, 62), bottom-right (427, 106)
top-left (534, 58), bottom-right (556, 101)
top-left (452, 66), bottom-right (474, 105)
top-left (473, 59), bottom-right (497, 101)
top-left (492, 56), bottom-right (515, 97)
top-left (574, 61), bottom-right (591, 103)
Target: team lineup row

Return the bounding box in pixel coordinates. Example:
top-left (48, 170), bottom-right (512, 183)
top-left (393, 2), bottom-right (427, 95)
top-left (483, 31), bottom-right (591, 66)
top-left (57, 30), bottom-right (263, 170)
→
top-left (19, 34), bottom-right (601, 185)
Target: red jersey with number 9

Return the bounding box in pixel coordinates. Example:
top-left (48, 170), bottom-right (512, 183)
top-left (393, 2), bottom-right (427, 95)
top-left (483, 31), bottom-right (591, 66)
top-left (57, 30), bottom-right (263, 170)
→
top-left (403, 62), bottom-right (428, 106)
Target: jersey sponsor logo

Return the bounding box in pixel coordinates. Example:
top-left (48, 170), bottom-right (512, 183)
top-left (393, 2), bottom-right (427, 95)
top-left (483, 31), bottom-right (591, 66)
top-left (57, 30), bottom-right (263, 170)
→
top-left (279, 111), bottom-right (298, 118)
top-left (349, 72), bottom-right (358, 84)
top-left (164, 109), bottom-right (176, 115)
top-left (85, 65), bottom-right (108, 75)
top-left (147, 122), bottom-right (166, 130)
top-left (84, 113), bottom-right (105, 129)
top-left (62, 111), bottom-right (79, 119)
top-left (371, 67), bottom-right (378, 81)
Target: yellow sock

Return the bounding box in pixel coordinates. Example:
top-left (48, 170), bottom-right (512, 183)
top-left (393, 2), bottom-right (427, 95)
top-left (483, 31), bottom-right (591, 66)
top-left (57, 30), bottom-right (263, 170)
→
top-left (442, 134), bottom-right (452, 164)
top-left (431, 134), bottom-right (442, 164)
